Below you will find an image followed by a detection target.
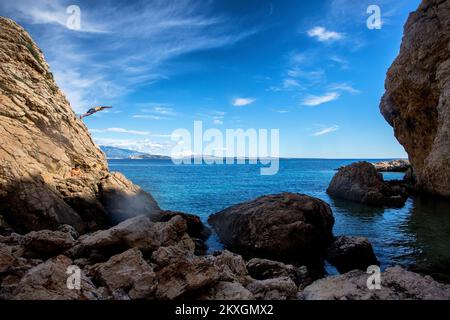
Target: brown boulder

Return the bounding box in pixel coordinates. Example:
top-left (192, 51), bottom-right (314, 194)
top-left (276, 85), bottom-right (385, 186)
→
top-left (68, 215), bottom-right (188, 262)
top-left (88, 248), bottom-right (156, 299)
top-left (301, 266), bottom-right (450, 300)
top-left (246, 277), bottom-right (298, 300)
top-left (327, 162), bottom-right (408, 207)
top-left (11, 255), bottom-right (100, 300)
top-left (380, 0), bottom-right (450, 197)
top-left (326, 236), bottom-right (379, 273)
top-left (246, 258), bottom-right (309, 287)
top-left (208, 193), bottom-right (334, 264)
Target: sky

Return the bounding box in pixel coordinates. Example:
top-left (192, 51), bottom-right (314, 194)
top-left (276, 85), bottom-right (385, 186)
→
top-left (0, 0), bottom-right (421, 158)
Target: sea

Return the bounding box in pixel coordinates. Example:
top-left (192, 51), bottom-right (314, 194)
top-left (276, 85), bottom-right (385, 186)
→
top-left (108, 158), bottom-right (450, 281)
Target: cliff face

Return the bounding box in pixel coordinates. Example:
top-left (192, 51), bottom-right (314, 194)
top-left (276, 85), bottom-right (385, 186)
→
top-left (380, 0), bottom-right (450, 197)
top-left (0, 17), bottom-right (159, 234)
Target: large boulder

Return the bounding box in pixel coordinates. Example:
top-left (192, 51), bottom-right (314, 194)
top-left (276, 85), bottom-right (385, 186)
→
top-left (0, 17), bottom-right (160, 234)
top-left (88, 248), bottom-right (156, 300)
top-left (380, 0), bottom-right (450, 197)
top-left (327, 162), bottom-right (408, 207)
top-left (68, 215), bottom-right (189, 262)
top-left (246, 277), bottom-right (298, 300)
top-left (246, 258), bottom-right (309, 287)
top-left (326, 236), bottom-right (379, 273)
top-left (208, 193), bottom-right (334, 264)
top-left (10, 255), bottom-right (100, 300)
top-left (300, 266), bottom-right (450, 300)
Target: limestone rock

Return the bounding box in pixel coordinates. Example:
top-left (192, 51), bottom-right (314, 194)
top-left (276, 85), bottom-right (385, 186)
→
top-left (69, 215), bottom-right (188, 262)
top-left (246, 277), bottom-right (298, 300)
top-left (197, 281), bottom-right (254, 300)
top-left (155, 256), bottom-right (220, 299)
top-left (22, 229), bottom-right (76, 259)
top-left (301, 266), bottom-right (450, 300)
top-left (0, 243), bottom-right (14, 273)
top-left (0, 17), bottom-right (160, 234)
top-left (326, 236), bottom-right (379, 273)
top-left (89, 248), bottom-right (156, 300)
top-left (372, 159), bottom-right (411, 172)
top-left (380, 0), bottom-right (450, 197)
top-left (327, 162), bottom-right (408, 207)
top-left (208, 193), bottom-right (334, 264)
top-left (246, 258), bottom-right (308, 287)
top-left (11, 255), bottom-right (100, 300)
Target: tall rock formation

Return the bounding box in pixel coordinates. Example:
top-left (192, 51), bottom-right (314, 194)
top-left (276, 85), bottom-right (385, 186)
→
top-left (0, 17), bottom-right (160, 234)
top-left (380, 0), bottom-right (450, 197)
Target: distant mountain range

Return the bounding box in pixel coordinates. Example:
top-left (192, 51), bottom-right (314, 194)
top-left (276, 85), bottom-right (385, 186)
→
top-left (100, 146), bottom-right (170, 160)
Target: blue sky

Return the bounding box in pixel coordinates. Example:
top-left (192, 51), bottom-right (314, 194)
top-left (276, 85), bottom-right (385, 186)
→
top-left (0, 0), bottom-right (421, 158)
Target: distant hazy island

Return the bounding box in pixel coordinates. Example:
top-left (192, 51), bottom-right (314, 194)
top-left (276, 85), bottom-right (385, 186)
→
top-left (100, 146), bottom-right (171, 160)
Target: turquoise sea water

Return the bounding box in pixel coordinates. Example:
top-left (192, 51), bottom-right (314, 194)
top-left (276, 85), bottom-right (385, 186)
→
top-left (108, 159), bottom-right (450, 280)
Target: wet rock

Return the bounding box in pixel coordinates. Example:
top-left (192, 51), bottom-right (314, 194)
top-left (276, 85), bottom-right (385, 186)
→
top-left (89, 248), bottom-right (156, 300)
top-left (208, 193), bottom-right (334, 264)
top-left (327, 162), bottom-right (408, 207)
top-left (380, 0), bottom-right (450, 197)
top-left (301, 266), bottom-right (450, 300)
top-left (326, 236), bottom-right (379, 273)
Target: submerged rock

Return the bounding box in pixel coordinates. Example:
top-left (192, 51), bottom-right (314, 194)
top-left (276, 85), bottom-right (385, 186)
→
top-left (301, 266), bottom-right (450, 300)
top-left (380, 0), bottom-right (450, 197)
top-left (326, 236), bottom-right (379, 273)
top-left (208, 193), bottom-right (334, 264)
top-left (327, 162), bottom-right (408, 207)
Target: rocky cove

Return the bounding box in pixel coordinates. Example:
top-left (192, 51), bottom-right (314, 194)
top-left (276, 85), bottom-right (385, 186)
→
top-left (1, 0), bottom-right (450, 301)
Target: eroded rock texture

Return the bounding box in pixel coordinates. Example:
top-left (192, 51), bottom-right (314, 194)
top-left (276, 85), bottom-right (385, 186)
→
top-left (380, 0), bottom-right (450, 197)
top-left (0, 17), bottom-right (160, 234)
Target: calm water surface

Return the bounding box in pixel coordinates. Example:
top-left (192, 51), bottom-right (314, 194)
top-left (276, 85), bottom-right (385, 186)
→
top-left (108, 159), bottom-right (450, 280)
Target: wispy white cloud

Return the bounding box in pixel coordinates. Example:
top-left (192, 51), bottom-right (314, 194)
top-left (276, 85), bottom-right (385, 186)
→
top-left (90, 128), bottom-right (150, 135)
top-left (302, 92), bottom-right (340, 106)
top-left (272, 109), bottom-right (290, 114)
top-left (132, 115), bottom-right (170, 120)
top-left (307, 26), bottom-right (344, 42)
top-left (3, 0), bottom-right (261, 114)
top-left (213, 119), bottom-right (223, 125)
top-left (328, 82), bottom-right (360, 94)
top-left (283, 78), bottom-right (302, 89)
top-left (232, 98), bottom-right (256, 107)
top-left (312, 125), bottom-right (339, 136)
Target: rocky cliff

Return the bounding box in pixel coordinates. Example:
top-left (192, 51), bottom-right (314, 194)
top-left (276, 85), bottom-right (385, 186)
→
top-left (0, 17), bottom-right (160, 234)
top-left (380, 0), bottom-right (450, 197)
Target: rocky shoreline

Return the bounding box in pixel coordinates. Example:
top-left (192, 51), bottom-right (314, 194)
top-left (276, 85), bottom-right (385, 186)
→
top-left (1, 0), bottom-right (450, 301)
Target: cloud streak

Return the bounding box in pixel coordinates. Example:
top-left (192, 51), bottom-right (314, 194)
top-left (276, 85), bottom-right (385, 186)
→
top-left (307, 26), bottom-right (344, 42)
top-left (232, 98), bottom-right (256, 107)
top-left (312, 125), bottom-right (339, 136)
top-left (302, 92), bottom-right (340, 106)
